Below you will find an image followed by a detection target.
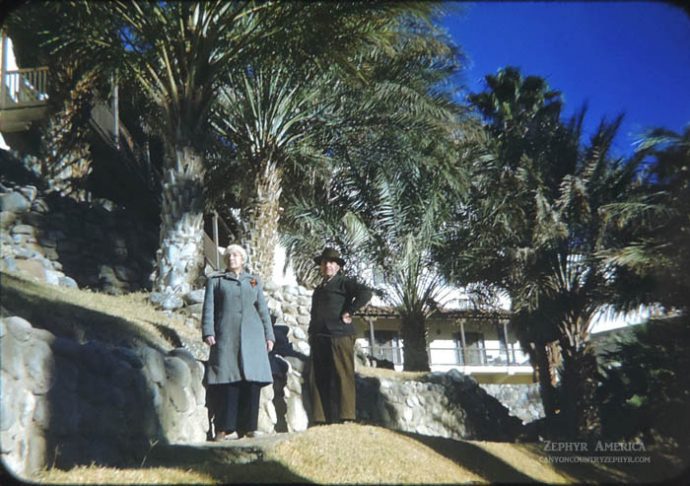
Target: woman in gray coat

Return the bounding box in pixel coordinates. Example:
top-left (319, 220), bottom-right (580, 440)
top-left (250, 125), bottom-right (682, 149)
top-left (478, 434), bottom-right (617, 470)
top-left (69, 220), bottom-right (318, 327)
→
top-left (202, 244), bottom-right (275, 441)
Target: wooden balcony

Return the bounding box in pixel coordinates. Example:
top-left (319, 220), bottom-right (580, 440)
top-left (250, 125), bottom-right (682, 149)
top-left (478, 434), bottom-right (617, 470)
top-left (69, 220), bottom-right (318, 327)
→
top-left (0, 67), bottom-right (49, 132)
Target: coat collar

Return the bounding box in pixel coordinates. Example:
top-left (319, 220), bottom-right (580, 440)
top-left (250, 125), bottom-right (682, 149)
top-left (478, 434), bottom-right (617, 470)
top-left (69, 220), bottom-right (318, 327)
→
top-left (213, 270), bottom-right (252, 281)
top-left (318, 271), bottom-right (343, 288)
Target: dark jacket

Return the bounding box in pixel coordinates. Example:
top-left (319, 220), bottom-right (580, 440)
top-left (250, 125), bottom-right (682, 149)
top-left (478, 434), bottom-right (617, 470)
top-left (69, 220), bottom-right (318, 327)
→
top-left (201, 272), bottom-right (275, 385)
top-left (309, 272), bottom-right (373, 337)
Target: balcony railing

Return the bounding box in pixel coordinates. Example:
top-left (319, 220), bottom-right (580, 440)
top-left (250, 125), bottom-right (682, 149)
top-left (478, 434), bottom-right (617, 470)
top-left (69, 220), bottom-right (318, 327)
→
top-left (1, 67), bottom-right (49, 109)
top-left (359, 344), bottom-right (530, 367)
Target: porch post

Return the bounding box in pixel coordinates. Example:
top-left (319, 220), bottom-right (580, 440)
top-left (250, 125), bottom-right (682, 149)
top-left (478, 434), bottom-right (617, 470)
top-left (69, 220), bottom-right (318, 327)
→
top-left (367, 317), bottom-right (376, 357)
top-left (112, 72), bottom-right (119, 149)
top-left (502, 320), bottom-right (511, 366)
top-left (1, 31), bottom-right (7, 110)
top-left (459, 319), bottom-right (468, 365)
top-left (212, 211), bottom-right (220, 269)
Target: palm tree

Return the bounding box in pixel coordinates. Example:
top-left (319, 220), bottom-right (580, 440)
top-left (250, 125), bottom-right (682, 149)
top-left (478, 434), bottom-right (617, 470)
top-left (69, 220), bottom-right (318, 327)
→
top-left (595, 129), bottom-right (690, 453)
top-left (21, 0), bottom-right (446, 292)
top-left (284, 162), bottom-right (459, 371)
top-left (20, 1), bottom-right (291, 294)
top-left (374, 173), bottom-right (454, 371)
top-left (208, 3), bottom-right (453, 280)
top-left (210, 64), bottom-right (334, 278)
top-left (440, 67), bottom-right (654, 437)
top-left (277, 14), bottom-right (466, 370)
top-left (439, 67), bottom-right (570, 419)
top-left (601, 126), bottom-right (690, 312)
top-left (21, 0), bottom-right (438, 294)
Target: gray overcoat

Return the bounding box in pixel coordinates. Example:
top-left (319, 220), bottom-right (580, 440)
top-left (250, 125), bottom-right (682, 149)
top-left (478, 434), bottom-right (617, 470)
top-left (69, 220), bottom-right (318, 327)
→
top-left (201, 272), bottom-right (275, 385)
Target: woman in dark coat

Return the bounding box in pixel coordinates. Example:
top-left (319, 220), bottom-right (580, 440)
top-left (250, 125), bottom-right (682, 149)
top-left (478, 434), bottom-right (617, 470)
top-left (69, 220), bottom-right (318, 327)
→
top-left (202, 244), bottom-right (275, 440)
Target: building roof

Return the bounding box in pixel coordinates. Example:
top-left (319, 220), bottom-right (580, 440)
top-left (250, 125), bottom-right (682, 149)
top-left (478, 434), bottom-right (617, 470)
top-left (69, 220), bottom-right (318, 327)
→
top-left (357, 303), bottom-right (511, 321)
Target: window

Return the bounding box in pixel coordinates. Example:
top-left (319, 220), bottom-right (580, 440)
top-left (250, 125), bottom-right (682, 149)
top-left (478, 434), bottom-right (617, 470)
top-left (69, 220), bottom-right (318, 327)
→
top-left (454, 331), bottom-right (486, 365)
top-left (364, 330), bottom-right (402, 365)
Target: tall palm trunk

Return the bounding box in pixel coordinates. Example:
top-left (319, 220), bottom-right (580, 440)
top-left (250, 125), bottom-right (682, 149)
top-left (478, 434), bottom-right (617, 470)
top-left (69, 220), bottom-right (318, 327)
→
top-left (400, 311), bottom-right (430, 371)
top-left (528, 341), bottom-right (560, 419)
top-left (153, 145), bottom-right (206, 294)
top-left (243, 159), bottom-right (283, 281)
top-left (559, 318), bottom-right (601, 439)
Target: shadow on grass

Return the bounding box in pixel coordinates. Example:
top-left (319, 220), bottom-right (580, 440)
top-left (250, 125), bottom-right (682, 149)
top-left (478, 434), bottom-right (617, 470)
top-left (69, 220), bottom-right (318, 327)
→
top-left (540, 447), bottom-right (690, 485)
top-left (163, 460), bottom-right (312, 484)
top-left (144, 442), bottom-right (312, 484)
top-left (397, 431), bottom-right (540, 483)
top-left (1, 272), bottom-right (170, 351)
top-left (400, 430), bottom-right (686, 484)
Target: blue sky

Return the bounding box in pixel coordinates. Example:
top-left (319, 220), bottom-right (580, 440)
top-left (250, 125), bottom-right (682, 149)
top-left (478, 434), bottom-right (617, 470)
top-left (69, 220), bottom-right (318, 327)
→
top-left (440, 1), bottom-right (690, 156)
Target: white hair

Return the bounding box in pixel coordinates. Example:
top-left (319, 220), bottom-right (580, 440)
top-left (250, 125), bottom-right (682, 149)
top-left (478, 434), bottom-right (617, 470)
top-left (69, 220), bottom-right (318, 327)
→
top-left (222, 244), bottom-right (248, 262)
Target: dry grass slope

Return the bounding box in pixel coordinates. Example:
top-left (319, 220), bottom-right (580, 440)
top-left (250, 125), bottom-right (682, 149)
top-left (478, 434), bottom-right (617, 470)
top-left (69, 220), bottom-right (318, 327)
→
top-left (31, 466), bottom-right (214, 485)
top-left (269, 424), bottom-right (484, 484)
top-left (24, 424), bottom-right (639, 485)
top-left (0, 271), bottom-right (194, 350)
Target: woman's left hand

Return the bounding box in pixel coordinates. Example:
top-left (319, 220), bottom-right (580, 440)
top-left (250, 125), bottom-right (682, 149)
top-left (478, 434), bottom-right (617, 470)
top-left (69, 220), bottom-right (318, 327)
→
top-left (266, 340), bottom-right (274, 352)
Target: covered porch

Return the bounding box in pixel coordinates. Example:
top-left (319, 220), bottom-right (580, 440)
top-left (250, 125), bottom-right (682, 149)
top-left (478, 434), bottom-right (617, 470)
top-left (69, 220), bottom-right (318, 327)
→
top-left (354, 305), bottom-right (534, 383)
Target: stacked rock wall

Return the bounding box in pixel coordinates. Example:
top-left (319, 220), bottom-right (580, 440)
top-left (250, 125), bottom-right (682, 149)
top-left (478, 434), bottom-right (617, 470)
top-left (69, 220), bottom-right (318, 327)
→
top-left (479, 384), bottom-right (544, 424)
top-left (0, 316), bottom-right (208, 479)
top-left (178, 280), bottom-right (537, 439)
top-left (262, 282), bottom-right (312, 357)
top-left (356, 370), bottom-right (524, 441)
top-left (1, 180), bottom-right (157, 294)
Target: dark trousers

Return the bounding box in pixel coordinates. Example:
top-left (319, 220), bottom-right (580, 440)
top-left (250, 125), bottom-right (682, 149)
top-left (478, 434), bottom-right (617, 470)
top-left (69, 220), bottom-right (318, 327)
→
top-left (207, 381), bottom-right (262, 434)
top-left (308, 334), bottom-right (356, 424)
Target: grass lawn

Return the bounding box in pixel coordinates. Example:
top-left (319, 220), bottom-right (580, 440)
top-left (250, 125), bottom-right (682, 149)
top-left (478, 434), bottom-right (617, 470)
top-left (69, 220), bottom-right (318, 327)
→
top-left (27, 423), bottom-right (686, 484)
top-left (0, 270), bottom-right (195, 351)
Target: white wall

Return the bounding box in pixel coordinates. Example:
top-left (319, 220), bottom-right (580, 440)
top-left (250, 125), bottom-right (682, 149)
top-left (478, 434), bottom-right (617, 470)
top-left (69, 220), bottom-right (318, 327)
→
top-left (1, 35), bottom-right (19, 151)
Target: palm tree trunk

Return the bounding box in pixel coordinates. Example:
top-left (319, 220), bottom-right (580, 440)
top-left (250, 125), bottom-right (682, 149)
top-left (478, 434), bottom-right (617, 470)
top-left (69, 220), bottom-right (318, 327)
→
top-left (153, 145), bottom-right (205, 294)
top-left (560, 336), bottom-right (601, 439)
top-left (532, 341), bottom-right (560, 418)
top-left (400, 311), bottom-right (430, 371)
top-left (243, 159), bottom-right (283, 281)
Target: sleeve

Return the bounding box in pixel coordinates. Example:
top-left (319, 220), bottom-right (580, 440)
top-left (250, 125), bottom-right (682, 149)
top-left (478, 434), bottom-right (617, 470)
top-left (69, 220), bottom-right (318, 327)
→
top-left (254, 277), bottom-right (275, 342)
top-left (201, 277), bottom-right (216, 339)
top-left (344, 277), bottom-right (373, 315)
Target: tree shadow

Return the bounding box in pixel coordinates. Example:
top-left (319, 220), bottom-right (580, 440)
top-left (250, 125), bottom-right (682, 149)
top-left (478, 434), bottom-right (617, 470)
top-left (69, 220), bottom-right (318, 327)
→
top-left (397, 431), bottom-right (538, 483)
top-left (42, 338), bottom-right (167, 471)
top-left (355, 375), bottom-right (400, 426)
top-left (186, 461), bottom-right (312, 484)
top-left (2, 273), bottom-right (171, 351)
top-left (144, 442), bottom-right (313, 484)
top-left (269, 324), bottom-right (312, 429)
top-left (1, 273), bottom-right (174, 473)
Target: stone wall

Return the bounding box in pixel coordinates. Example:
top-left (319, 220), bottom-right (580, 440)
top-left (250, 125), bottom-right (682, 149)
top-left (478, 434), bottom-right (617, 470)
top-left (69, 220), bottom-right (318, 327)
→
top-left (177, 280), bottom-right (537, 439)
top-left (1, 180), bottom-right (157, 294)
top-left (480, 384), bottom-right (544, 424)
top-left (357, 370), bottom-right (524, 441)
top-left (0, 316), bottom-right (208, 478)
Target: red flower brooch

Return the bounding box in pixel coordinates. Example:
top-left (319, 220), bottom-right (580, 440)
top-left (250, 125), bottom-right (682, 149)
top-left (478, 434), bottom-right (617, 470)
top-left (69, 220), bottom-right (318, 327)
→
top-left (250, 278), bottom-right (257, 288)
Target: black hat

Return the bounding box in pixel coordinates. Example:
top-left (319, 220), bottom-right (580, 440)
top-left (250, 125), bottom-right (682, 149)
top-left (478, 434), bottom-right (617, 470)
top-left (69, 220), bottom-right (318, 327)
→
top-left (314, 247), bottom-right (345, 267)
